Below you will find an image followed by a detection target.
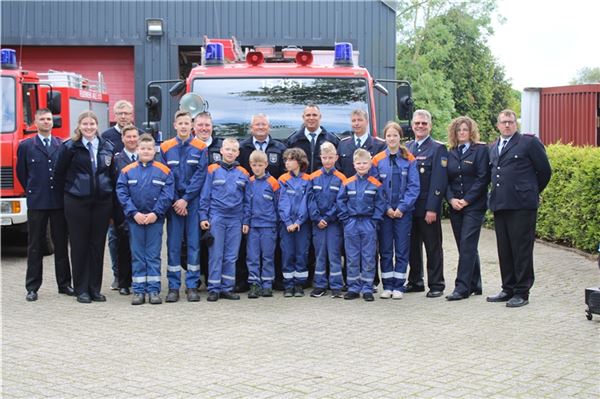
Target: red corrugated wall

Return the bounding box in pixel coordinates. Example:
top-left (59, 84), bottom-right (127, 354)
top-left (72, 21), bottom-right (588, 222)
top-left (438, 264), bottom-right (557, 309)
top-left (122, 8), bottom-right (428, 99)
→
top-left (14, 46), bottom-right (134, 123)
top-left (540, 84), bottom-right (600, 146)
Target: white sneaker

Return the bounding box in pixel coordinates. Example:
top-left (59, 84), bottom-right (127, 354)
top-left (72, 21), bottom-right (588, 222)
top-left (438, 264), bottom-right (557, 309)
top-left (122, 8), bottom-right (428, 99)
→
top-left (380, 290), bottom-right (392, 299)
top-left (392, 290), bottom-right (403, 300)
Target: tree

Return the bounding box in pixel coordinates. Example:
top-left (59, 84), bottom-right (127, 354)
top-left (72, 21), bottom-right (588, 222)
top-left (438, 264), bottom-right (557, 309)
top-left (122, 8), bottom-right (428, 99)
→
top-left (570, 67), bottom-right (600, 85)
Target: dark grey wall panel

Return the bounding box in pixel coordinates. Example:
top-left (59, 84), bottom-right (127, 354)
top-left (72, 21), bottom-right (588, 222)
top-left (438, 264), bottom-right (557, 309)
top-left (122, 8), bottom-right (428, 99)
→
top-left (1, 0), bottom-right (397, 134)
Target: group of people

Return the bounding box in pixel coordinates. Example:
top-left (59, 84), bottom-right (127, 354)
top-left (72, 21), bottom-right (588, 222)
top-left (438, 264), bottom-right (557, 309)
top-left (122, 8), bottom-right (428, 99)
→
top-left (17, 101), bottom-right (551, 308)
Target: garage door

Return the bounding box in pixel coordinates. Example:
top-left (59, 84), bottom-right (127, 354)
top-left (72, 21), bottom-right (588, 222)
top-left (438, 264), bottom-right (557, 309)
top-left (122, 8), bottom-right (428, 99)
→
top-left (14, 46), bottom-right (134, 123)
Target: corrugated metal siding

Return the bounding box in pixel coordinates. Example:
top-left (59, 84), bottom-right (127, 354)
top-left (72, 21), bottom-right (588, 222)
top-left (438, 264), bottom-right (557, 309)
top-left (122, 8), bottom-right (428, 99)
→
top-left (539, 85), bottom-right (600, 146)
top-left (1, 0), bottom-right (396, 133)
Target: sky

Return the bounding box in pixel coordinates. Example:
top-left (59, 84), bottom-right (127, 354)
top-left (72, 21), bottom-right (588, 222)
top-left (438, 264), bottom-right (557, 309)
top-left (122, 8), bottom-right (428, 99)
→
top-left (488, 0), bottom-right (600, 91)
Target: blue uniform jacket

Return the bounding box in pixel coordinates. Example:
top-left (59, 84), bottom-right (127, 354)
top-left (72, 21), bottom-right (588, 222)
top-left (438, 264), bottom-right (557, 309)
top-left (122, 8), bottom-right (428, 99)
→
top-left (446, 143), bottom-right (490, 211)
top-left (245, 173), bottom-right (280, 228)
top-left (116, 160), bottom-right (174, 219)
top-left (111, 151), bottom-right (136, 225)
top-left (54, 136), bottom-right (115, 199)
top-left (488, 133), bottom-right (552, 211)
top-left (406, 136), bottom-right (448, 217)
top-left (278, 171), bottom-right (311, 227)
top-left (372, 149), bottom-right (420, 214)
top-left (337, 174), bottom-right (386, 223)
top-left (16, 135), bottom-right (64, 210)
top-left (160, 136), bottom-right (208, 203)
top-left (336, 134), bottom-right (386, 178)
top-left (308, 167), bottom-right (346, 223)
top-left (199, 162), bottom-right (250, 222)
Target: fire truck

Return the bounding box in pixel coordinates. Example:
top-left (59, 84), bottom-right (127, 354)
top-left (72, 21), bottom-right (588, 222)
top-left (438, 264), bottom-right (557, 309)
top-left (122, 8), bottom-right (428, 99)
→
top-left (144, 39), bottom-right (413, 141)
top-left (0, 48), bottom-right (110, 252)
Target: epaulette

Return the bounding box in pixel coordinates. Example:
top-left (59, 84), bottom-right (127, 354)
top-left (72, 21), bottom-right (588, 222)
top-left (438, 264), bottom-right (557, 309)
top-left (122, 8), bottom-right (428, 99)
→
top-left (267, 176), bottom-right (280, 191)
top-left (278, 172), bottom-right (292, 183)
top-left (372, 151), bottom-right (387, 166)
top-left (208, 163), bottom-right (220, 173)
top-left (374, 136), bottom-right (385, 142)
top-left (340, 136), bottom-right (352, 141)
top-left (160, 138), bottom-right (178, 152)
top-left (190, 137), bottom-right (207, 151)
top-left (300, 172), bottom-right (311, 181)
top-left (406, 152), bottom-right (416, 161)
top-left (367, 176), bottom-right (382, 187)
top-left (121, 162), bottom-right (138, 174)
top-left (310, 170), bottom-right (323, 180)
top-left (344, 175), bottom-right (357, 185)
top-left (333, 170), bottom-right (347, 183)
top-left (434, 139), bottom-right (447, 145)
top-left (237, 166), bottom-right (250, 176)
top-left (152, 161), bottom-right (171, 175)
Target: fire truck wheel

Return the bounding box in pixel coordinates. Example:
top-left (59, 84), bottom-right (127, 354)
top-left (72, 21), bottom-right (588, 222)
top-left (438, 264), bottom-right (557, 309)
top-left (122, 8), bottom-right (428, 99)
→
top-left (43, 221), bottom-right (54, 256)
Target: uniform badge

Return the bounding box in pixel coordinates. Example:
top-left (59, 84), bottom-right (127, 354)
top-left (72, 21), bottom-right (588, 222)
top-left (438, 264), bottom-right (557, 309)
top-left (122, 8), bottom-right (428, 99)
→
top-left (435, 190), bottom-right (440, 195)
top-left (441, 157), bottom-right (447, 167)
top-left (269, 153), bottom-right (278, 164)
top-left (212, 153), bottom-right (221, 162)
top-left (420, 167), bottom-right (425, 174)
top-left (104, 156), bottom-right (112, 167)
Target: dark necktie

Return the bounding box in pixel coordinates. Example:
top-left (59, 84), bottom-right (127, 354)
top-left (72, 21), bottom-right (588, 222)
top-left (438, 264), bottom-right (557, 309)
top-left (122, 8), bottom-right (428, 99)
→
top-left (309, 133), bottom-right (316, 153)
top-left (43, 138), bottom-right (50, 148)
top-left (458, 144), bottom-right (466, 154)
top-left (87, 142), bottom-right (96, 173)
top-left (355, 138), bottom-right (361, 148)
top-left (131, 154), bottom-right (136, 162)
top-left (499, 139), bottom-right (508, 154)
top-left (257, 141), bottom-right (265, 151)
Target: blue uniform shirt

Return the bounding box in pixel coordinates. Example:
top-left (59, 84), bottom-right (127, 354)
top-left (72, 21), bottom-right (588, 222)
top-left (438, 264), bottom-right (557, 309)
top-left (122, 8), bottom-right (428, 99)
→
top-left (308, 167), bottom-right (346, 223)
top-left (372, 149), bottom-right (420, 214)
top-left (160, 136), bottom-right (208, 203)
top-left (278, 171), bottom-right (311, 227)
top-left (199, 161), bottom-right (250, 222)
top-left (246, 173), bottom-right (280, 228)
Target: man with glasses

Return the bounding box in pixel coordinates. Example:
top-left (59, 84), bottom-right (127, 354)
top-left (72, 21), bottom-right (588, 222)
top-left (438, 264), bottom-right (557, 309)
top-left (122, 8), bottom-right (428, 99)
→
top-left (487, 109), bottom-right (551, 308)
top-left (405, 109), bottom-right (448, 298)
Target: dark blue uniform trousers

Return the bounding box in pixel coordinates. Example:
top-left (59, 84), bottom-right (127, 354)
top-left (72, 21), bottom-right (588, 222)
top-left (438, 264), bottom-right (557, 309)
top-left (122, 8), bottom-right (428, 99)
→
top-left (448, 209), bottom-right (484, 296)
top-left (246, 226), bottom-right (277, 289)
top-left (312, 222), bottom-right (343, 291)
top-left (280, 223), bottom-right (310, 289)
top-left (128, 220), bottom-right (164, 294)
top-left (379, 213), bottom-right (413, 292)
top-left (344, 218), bottom-right (377, 294)
top-left (208, 216), bottom-right (242, 293)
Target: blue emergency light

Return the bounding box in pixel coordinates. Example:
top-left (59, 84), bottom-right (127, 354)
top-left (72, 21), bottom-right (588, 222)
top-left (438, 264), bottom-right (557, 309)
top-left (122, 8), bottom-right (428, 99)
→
top-left (334, 42), bottom-right (354, 66)
top-left (1, 49), bottom-right (17, 69)
top-left (205, 43), bottom-right (224, 65)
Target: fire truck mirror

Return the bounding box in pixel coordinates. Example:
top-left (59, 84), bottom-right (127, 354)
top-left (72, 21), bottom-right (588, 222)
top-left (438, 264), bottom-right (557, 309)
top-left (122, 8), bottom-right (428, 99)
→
top-left (396, 84), bottom-right (413, 122)
top-left (47, 91), bottom-right (62, 115)
top-left (52, 116), bottom-right (62, 129)
top-left (169, 81), bottom-right (186, 97)
top-left (146, 86), bottom-right (162, 122)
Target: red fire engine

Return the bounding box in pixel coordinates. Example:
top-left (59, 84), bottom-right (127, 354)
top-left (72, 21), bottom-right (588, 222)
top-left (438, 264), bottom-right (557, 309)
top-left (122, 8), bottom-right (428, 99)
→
top-left (1, 48), bottom-right (110, 250)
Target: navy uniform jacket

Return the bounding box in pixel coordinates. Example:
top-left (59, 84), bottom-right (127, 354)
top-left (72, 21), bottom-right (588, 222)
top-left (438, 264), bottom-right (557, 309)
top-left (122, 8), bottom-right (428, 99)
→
top-left (160, 136), bottom-right (208, 203)
top-left (488, 133), bottom-right (552, 211)
top-left (16, 135), bottom-right (64, 210)
top-left (406, 136), bottom-right (448, 217)
top-left (238, 135), bottom-right (287, 179)
top-left (111, 151), bottom-right (136, 225)
top-left (101, 126), bottom-right (146, 155)
top-left (199, 162), bottom-right (250, 222)
top-left (54, 137), bottom-right (115, 200)
top-left (206, 136), bottom-right (223, 164)
top-left (286, 125), bottom-right (340, 173)
top-left (446, 143), bottom-right (490, 211)
top-left (336, 174), bottom-right (386, 222)
top-left (336, 134), bottom-right (386, 178)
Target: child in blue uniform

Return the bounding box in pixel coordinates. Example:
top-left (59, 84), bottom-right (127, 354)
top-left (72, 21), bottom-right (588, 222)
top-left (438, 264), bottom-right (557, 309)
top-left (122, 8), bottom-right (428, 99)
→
top-left (199, 138), bottom-right (250, 302)
top-left (372, 122), bottom-right (420, 300)
top-left (278, 148), bottom-right (311, 298)
top-left (116, 134), bottom-right (174, 305)
top-left (337, 148), bottom-right (386, 301)
top-left (308, 142), bottom-right (346, 298)
top-left (245, 150), bottom-right (280, 298)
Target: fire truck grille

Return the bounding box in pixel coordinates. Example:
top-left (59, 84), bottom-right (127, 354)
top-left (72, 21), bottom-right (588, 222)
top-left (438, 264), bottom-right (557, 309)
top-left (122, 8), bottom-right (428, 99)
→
top-left (0, 167), bottom-right (14, 189)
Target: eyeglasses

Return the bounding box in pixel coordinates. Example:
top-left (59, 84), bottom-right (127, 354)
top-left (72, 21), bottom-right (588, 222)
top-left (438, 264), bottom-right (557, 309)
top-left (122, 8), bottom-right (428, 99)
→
top-left (499, 120), bottom-right (515, 125)
top-left (115, 112), bottom-right (133, 116)
top-left (413, 121), bottom-right (429, 126)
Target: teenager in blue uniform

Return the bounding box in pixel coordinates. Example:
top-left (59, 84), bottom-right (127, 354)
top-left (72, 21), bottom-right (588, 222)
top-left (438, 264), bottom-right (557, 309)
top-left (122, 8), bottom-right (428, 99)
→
top-left (337, 148), bottom-right (386, 301)
top-left (278, 148), bottom-right (311, 297)
top-left (54, 110), bottom-right (114, 304)
top-left (200, 138), bottom-right (250, 302)
top-left (160, 110), bottom-right (208, 303)
top-left (17, 108), bottom-right (73, 301)
top-left (116, 134), bottom-right (174, 305)
top-left (245, 150), bottom-right (280, 298)
top-left (372, 122), bottom-right (420, 300)
top-left (307, 142), bottom-right (346, 298)
top-left (445, 117), bottom-right (491, 301)
top-left (406, 109), bottom-right (448, 298)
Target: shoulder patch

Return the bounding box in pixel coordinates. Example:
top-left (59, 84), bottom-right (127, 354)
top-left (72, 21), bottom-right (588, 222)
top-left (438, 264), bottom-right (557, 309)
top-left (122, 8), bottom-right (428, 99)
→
top-left (190, 137), bottom-right (208, 151)
top-left (406, 152), bottom-right (416, 161)
top-left (160, 138), bottom-right (178, 152)
top-left (279, 172), bottom-right (292, 184)
top-left (367, 176), bottom-right (382, 187)
top-left (333, 170), bottom-right (347, 183)
top-left (267, 176), bottom-right (280, 191)
top-left (300, 172), bottom-right (311, 181)
top-left (152, 161), bottom-right (171, 175)
top-left (208, 163), bottom-right (220, 173)
top-left (344, 175), bottom-right (357, 186)
top-left (237, 166), bottom-right (250, 176)
top-left (121, 162), bottom-right (138, 174)
top-left (372, 151), bottom-right (387, 166)
top-left (310, 170), bottom-right (323, 180)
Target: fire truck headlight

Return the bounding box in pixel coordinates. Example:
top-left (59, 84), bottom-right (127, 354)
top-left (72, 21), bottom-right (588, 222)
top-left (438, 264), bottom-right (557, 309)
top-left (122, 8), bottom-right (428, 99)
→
top-left (0, 200), bottom-right (20, 214)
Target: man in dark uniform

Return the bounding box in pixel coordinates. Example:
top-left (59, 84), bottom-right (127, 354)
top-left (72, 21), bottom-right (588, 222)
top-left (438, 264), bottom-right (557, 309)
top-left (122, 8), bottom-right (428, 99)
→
top-left (405, 109), bottom-right (448, 298)
top-left (16, 108), bottom-right (74, 301)
top-left (237, 114), bottom-right (287, 292)
top-left (336, 109), bottom-right (386, 178)
top-left (286, 104), bottom-right (340, 173)
top-left (487, 109), bottom-right (551, 308)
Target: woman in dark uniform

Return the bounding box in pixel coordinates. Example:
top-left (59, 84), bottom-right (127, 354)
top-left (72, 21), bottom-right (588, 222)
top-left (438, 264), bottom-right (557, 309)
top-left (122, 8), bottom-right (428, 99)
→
top-left (55, 111), bottom-right (115, 303)
top-left (445, 116), bottom-right (490, 301)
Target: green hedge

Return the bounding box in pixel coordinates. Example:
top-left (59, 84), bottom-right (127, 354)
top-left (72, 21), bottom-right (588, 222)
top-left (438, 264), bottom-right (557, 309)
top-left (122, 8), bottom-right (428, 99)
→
top-left (536, 143), bottom-right (600, 253)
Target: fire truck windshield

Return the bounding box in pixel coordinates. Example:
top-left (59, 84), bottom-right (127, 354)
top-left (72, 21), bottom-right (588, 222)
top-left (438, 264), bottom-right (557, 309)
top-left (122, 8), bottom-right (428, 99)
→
top-left (191, 77), bottom-right (369, 140)
top-left (1, 76), bottom-right (16, 133)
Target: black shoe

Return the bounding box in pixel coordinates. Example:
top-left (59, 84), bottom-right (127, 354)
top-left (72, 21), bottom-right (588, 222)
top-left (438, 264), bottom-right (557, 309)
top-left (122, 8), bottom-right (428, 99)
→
top-left (405, 283), bottom-right (425, 293)
top-left (506, 296), bottom-right (529, 308)
top-left (165, 289), bottom-right (179, 303)
top-left (149, 292), bottom-right (162, 305)
top-left (294, 285), bottom-right (305, 297)
top-left (426, 290), bottom-right (444, 298)
top-left (331, 289), bottom-right (343, 298)
top-left (220, 291), bottom-right (240, 300)
top-left (207, 291), bottom-right (219, 302)
top-left (119, 287), bottom-right (131, 296)
top-left (283, 288), bottom-right (294, 297)
top-left (77, 293), bottom-right (92, 303)
top-left (131, 293), bottom-right (145, 305)
top-left (446, 291), bottom-right (468, 301)
top-left (90, 292), bottom-right (106, 302)
top-left (310, 288), bottom-right (327, 298)
top-left (486, 291), bottom-right (512, 302)
top-left (234, 283), bottom-right (250, 293)
top-left (363, 292), bottom-right (375, 302)
top-left (26, 291), bottom-right (38, 301)
top-left (344, 291), bottom-right (360, 300)
top-left (58, 286), bottom-right (75, 296)
top-left (248, 284), bottom-right (262, 299)
top-left (186, 288), bottom-right (200, 302)
top-left (471, 288), bottom-right (483, 296)
top-left (262, 288), bottom-right (273, 297)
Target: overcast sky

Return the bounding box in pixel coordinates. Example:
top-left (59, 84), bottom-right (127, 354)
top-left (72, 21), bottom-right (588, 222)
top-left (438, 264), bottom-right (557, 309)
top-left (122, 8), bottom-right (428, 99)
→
top-left (488, 0), bottom-right (600, 91)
